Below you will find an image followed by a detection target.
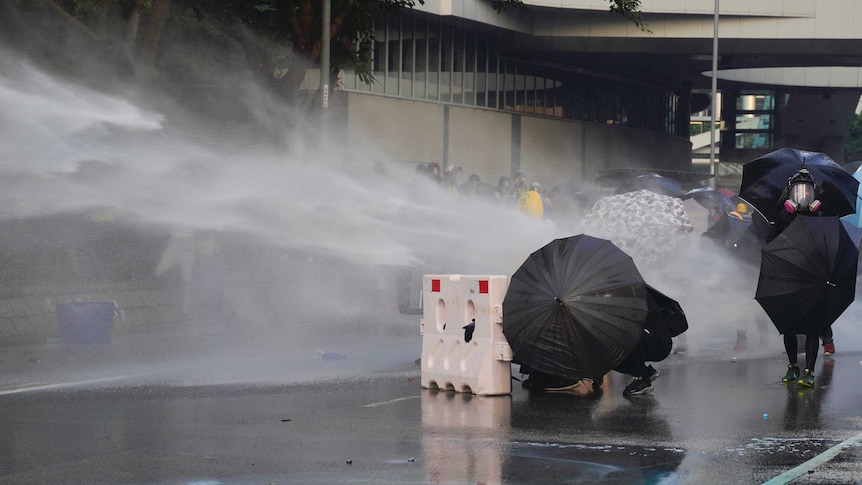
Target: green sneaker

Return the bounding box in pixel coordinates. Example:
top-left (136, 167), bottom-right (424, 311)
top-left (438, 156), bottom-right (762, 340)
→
top-left (797, 369), bottom-right (815, 388)
top-left (781, 365), bottom-right (800, 383)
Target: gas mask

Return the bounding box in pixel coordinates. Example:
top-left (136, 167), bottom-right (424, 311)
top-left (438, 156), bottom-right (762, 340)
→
top-left (783, 168), bottom-right (821, 213)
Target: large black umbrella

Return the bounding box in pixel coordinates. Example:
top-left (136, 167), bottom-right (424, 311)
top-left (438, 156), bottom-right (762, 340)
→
top-left (684, 186), bottom-right (735, 213)
top-left (502, 235), bottom-right (649, 381)
top-left (701, 212), bottom-right (763, 266)
top-left (755, 215), bottom-right (858, 335)
top-left (740, 147), bottom-right (859, 220)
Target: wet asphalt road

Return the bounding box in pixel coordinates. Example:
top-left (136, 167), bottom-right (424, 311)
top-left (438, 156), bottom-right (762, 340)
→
top-left (0, 324), bottom-right (861, 485)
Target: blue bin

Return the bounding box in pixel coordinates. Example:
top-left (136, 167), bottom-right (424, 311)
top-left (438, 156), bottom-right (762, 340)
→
top-left (56, 302), bottom-right (115, 344)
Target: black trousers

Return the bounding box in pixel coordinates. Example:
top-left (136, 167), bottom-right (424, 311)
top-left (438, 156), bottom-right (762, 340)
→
top-left (615, 329), bottom-right (672, 380)
top-left (784, 332), bottom-right (820, 371)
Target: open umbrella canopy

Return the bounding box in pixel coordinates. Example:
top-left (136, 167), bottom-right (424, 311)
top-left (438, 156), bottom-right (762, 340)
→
top-left (755, 215), bottom-right (858, 335)
top-left (547, 181), bottom-right (602, 216)
top-left (701, 211), bottom-right (763, 266)
top-left (502, 235), bottom-right (649, 381)
top-left (842, 160), bottom-right (862, 174)
top-left (740, 147), bottom-right (859, 221)
top-left (841, 218), bottom-right (862, 248)
top-left (684, 186), bottom-right (735, 213)
top-left (580, 189), bottom-right (694, 267)
top-left (614, 173), bottom-right (684, 198)
top-left (839, 168), bottom-right (862, 230)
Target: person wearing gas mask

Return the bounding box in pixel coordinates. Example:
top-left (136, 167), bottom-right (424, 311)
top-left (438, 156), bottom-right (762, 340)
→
top-left (773, 166), bottom-right (834, 388)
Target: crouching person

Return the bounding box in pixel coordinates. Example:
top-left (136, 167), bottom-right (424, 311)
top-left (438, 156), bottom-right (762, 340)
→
top-left (615, 285), bottom-right (686, 396)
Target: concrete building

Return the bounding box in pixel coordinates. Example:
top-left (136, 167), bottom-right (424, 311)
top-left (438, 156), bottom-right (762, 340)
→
top-left (331, 0), bottom-right (862, 188)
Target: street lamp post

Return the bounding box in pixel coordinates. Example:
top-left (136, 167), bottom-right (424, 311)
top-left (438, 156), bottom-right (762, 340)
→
top-left (321, 0), bottom-right (331, 110)
top-left (710, 0), bottom-right (719, 186)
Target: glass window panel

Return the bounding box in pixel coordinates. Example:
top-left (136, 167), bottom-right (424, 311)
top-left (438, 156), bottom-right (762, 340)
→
top-left (736, 90), bottom-right (774, 111)
top-left (372, 17), bottom-right (386, 94)
top-left (522, 63), bottom-right (534, 114)
top-left (539, 68), bottom-right (549, 116)
top-left (513, 61), bottom-right (523, 112)
top-left (452, 24), bottom-right (465, 104)
top-left (735, 113), bottom-right (773, 130)
top-left (401, 17), bottom-right (414, 97)
top-left (487, 36), bottom-right (498, 109)
top-left (426, 19), bottom-right (439, 100)
top-left (414, 17), bottom-right (427, 99)
top-left (464, 28), bottom-right (476, 105)
top-left (386, 16), bottom-right (399, 96)
top-left (735, 132), bottom-right (773, 149)
top-left (440, 22), bottom-right (453, 102)
top-left (476, 31), bottom-right (487, 107)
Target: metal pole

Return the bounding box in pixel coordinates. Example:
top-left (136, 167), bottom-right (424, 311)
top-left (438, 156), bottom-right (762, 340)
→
top-left (321, 0), bottom-right (331, 109)
top-left (710, 0), bottom-right (719, 185)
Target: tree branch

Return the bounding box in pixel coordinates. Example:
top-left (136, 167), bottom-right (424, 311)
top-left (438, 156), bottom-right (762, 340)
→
top-left (34, 0), bottom-right (101, 42)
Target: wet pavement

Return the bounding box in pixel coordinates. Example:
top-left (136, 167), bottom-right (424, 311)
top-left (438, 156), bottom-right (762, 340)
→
top-left (0, 323), bottom-right (861, 485)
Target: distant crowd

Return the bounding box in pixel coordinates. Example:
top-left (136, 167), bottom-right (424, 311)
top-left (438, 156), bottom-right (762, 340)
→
top-left (410, 162), bottom-right (553, 220)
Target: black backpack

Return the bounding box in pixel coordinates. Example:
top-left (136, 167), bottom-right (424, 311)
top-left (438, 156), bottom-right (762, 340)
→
top-left (646, 285), bottom-right (688, 337)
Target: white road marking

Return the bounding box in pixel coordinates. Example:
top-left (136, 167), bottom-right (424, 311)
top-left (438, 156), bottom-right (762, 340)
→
top-left (0, 375), bottom-right (146, 396)
top-left (761, 430), bottom-right (862, 485)
top-left (364, 395), bottom-right (421, 408)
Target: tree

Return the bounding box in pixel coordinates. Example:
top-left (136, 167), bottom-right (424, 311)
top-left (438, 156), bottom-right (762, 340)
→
top-left (11, 0), bottom-right (646, 105)
top-left (846, 113), bottom-right (862, 162)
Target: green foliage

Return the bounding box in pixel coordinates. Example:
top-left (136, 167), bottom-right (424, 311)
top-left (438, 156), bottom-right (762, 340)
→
top-left (845, 113), bottom-right (862, 161)
top-left (608, 0), bottom-right (649, 32)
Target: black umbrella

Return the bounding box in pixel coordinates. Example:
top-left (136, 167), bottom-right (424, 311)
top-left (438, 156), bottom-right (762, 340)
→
top-left (502, 235), bottom-right (649, 381)
top-left (841, 218), bottom-right (862, 248)
top-left (614, 173), bottom-right (684, 198)
top-left (701, 212), bottom-right (763, 266)
top-left (739, 147), bottom-right (859, 220)
top-left (547, 181), bottom-right (601, 215)
top-left (755, 215), bottom-right (858, 335)
top-left (684, 186), bottom-right (735, 213)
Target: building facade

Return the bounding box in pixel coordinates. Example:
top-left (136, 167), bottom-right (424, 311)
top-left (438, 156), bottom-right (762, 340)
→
top-left (329, 0), bottom-right (862, 188)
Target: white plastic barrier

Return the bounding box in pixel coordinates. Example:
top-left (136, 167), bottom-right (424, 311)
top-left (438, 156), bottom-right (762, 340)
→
top-left (419, 274), bottom-right (512, 395)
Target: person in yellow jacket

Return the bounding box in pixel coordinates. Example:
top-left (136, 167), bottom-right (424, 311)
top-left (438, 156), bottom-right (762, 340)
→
top-left (517, 182), bottom-right (551, 219)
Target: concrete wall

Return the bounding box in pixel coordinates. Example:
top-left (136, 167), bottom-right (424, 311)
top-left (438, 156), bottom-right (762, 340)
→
top-left (448, 106), bottom-right (513, 183)
top-left (346, 94), bottom-right (445, 166)
top-left (346, 92), bottom-right (693, 188)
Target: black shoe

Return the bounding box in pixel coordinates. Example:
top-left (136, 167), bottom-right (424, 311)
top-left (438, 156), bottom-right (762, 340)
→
top-left (623, 377), bottom-right (653, 396)
top-left (781, 365), bottom-right (800, 383)
top-left (645, 365), bottom-right (661, 382)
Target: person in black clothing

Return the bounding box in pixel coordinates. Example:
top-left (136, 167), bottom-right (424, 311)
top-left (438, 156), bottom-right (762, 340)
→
top-left (614, 289), bottom-right (673, 396)
top-left (771, 167), bottom-right (828, 387)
